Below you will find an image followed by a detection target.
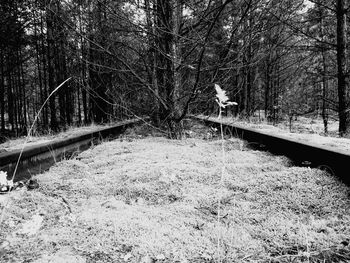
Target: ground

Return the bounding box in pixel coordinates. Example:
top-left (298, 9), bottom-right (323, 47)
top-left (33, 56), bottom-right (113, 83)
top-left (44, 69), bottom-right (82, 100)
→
top-left (0, 120), bottom-right (350, 262)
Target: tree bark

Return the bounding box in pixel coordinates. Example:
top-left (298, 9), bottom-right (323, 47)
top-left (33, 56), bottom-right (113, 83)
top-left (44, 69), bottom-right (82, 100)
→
top-left (315, 1), bottom-right (329, 133)
top-left (34, 16), bottom-right (45, 128)
top-left (169, 0), bottom-right (183, 138)
top-left (154, 0), bottom-right (183, 138)
top-left (40, 13), bottom-right (49, 127)
top-left (88, 1), bottom-right (110, 123)
top-left (46, 4), bottom-right (58, 131)
top-left (0, 49), bottom-right (5, 131)
top-left (336, 0), bottom-right (350, 136)
top-left (145, 0), bottom-right (161, 125)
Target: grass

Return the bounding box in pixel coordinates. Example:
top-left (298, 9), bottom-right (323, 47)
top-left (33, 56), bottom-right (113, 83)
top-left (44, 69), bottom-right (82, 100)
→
top-left (0, 120), bottom-right (349, 262)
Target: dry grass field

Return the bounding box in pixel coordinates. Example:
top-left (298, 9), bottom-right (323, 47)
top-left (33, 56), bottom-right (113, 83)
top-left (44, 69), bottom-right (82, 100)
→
top-left (0, 121), bottom-right (349, 262)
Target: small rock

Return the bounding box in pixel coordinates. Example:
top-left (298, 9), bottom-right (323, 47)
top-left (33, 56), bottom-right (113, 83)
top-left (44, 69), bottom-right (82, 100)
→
top-left (121, 244), bottom-right (133, 252)
top-left (32, 248), bottom-right (86, 263)
top-left (301, 251), bottom-right (311, 258)
top-left (7, 219), bottom-right (16, 228)
top-left (123, 253), bottom-right (132, 262)
top-left (155, 254), bottom-right (166, 261)
top-left (202, 253), bottom-right (212, 261)
top-left (0, 195), bottom-right (8, 205)
top-left (102, 197), bottom-right (128, 210)
top-left (137, 197), bottom-right (145, 205)
top-left (140, 255), bottom-right (154, 263)
top-left (0, 241), bottom-right (10, 250)
top-left (68, 214), bottom-right (77, 223)
top-left (18, 214), bottom-right (44, 236)
top-left (27, 178), bottom-right (39, 190)
top-left (341, 239), bottom-right (349, 246)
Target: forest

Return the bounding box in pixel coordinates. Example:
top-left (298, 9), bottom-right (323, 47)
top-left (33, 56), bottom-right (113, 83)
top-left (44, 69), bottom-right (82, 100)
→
top-left (0, 0), bottom-right (349, 139)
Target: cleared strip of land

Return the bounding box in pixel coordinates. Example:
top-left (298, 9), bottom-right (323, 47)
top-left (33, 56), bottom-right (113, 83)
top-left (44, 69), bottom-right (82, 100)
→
top-left (0, 122), bottom-right (349, 263)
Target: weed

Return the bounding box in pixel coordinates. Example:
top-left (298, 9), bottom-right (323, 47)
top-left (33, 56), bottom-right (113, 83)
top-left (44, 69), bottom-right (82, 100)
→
top-left (214, 84), bottom-right (237, 262)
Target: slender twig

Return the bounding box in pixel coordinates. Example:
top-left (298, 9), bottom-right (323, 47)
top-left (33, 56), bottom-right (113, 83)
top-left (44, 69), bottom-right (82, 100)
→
top-left (0, 78), bottom-right (72, 227)
top-left (10, 77), bottom-right (72, 182)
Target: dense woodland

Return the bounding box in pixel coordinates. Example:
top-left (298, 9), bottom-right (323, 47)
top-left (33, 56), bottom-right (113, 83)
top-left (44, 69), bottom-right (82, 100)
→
top-left (0, 0), bottom-right (350, 139)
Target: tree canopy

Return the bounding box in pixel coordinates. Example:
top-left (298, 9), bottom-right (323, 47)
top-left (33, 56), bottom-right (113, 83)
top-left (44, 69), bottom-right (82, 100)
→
top-left (0, 0), bottom-right (349, 138)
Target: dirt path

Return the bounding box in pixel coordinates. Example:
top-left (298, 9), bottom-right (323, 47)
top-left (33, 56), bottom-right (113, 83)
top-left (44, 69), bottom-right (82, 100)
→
top-left (0, 122), bottom-right (349, 262)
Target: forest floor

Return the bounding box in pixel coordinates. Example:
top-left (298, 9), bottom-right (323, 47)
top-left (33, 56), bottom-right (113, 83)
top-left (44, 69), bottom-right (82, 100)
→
top-left (0, 120), bottom-right (350, 263)
top-left (202, 115), bottom-right (350, 153)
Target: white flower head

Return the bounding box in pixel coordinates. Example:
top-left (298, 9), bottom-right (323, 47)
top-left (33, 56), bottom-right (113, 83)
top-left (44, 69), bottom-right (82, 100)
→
top-left (214, 84), bottom-right (238, 108)
top-left (0, 171), bottom-right (13, 187)
top-left (0, 171), bottom-right (8, 185)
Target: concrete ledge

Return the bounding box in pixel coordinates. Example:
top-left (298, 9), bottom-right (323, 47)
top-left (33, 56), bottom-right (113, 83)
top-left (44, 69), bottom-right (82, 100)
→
top-left (0, 118), bottom-right (145, 181)
top-left (192, 115), bottom-right (350, 184)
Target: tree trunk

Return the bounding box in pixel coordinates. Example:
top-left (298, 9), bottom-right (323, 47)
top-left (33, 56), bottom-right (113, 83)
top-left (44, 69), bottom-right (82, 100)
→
top-left (169, 0), bottom-right (183, 138)
top-left (0, 49), bottom-right (5, 131)
top-left (79, 2), bottom-right (86, 124)
top-left (321, 43), bottom-right (328, 134)
top-left (145, 0), bottom-right (160, 125)
top-left (317, 3), bottom-right (328, 134)
top-left (40, 14), bottom-right (49, 128)
top-left (336, 0), bottom-right (350, 136)
top-left (19, 49), bottom-right (27, 129)
top-left (34, 17), bottom-right (45, 128)
top-left (154, 0), bottom-right (184, 138)
top-left (264, 59), bottom-right (271, 120)
top-left (88, 1), bottom-right (110, 123)
top-left (244, 17), bottom-right (253, 118)
top-left (46, 5), bottom-right (58, 131)
top-left (21, 54), bottom-right (27, 129)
